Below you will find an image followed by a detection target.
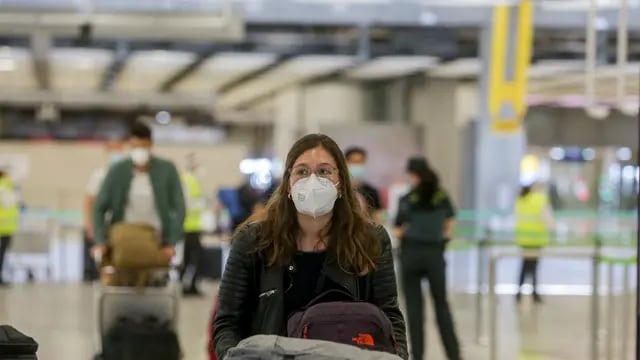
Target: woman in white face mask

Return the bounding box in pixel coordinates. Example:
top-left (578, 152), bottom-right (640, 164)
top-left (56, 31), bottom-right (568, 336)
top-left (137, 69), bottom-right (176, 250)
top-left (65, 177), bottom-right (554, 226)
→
top-left (211, 134), bottom-right (408, 360)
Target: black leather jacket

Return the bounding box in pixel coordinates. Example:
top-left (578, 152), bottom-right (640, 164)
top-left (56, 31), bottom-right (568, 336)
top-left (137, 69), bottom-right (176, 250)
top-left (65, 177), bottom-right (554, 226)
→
top-left (212, 223), bottom-right (409, 360)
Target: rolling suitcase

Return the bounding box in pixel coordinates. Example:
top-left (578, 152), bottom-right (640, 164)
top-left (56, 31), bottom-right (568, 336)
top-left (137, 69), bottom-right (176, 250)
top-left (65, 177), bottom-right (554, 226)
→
top-left (102, 316), bottom-right (181, 360)
top-left (0, 325), bottom-right (38, 360)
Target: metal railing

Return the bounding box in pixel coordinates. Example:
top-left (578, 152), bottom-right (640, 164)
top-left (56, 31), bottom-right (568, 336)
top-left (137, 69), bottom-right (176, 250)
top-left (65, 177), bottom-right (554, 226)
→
top-left (476, 244), bottom-right (637, 360)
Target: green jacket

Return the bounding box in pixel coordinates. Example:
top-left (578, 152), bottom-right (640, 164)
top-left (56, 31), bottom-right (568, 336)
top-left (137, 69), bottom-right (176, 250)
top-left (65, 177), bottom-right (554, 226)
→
top-left (92, 156), bottom-right (186, 245)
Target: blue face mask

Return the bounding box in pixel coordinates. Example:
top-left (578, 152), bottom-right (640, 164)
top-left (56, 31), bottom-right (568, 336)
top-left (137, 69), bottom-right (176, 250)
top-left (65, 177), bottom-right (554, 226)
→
top-left (348, 164), bottom-right (366, 180)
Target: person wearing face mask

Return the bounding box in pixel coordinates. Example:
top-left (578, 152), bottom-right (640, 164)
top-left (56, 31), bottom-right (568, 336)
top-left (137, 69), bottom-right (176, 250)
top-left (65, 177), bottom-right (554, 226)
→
top-left (82, 139), bottom-right (125, 282)
top-left (394, 157), bottom-right (462, 360)
top-left (92, 122), bottom-right (185, 272)
top-left (344, 147), bottom-right (382, 221)
top-left (212, 134), bottom-right (408, 360)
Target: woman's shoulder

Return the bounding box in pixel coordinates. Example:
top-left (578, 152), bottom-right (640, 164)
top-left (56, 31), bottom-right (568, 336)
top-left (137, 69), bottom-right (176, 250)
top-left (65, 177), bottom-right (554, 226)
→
top-left (363, 222), bottom-right (393, 249)
top-left (230, 222), bottom-right (263, 250)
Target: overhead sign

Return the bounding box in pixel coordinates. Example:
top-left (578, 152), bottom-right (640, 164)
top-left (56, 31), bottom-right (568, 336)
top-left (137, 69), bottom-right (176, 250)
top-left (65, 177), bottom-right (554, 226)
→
top-left (487, 0), bottom-right (534, 133)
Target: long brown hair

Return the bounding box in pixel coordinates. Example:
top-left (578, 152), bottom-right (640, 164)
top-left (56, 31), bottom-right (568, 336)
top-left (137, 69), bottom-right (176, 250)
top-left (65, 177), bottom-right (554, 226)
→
top-left (242, 133), bottom-right (380, 274)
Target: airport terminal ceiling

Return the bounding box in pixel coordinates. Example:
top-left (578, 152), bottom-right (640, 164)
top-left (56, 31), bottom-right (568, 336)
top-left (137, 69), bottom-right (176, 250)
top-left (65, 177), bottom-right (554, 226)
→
top-left (0, 0), bottom-right (638, 121)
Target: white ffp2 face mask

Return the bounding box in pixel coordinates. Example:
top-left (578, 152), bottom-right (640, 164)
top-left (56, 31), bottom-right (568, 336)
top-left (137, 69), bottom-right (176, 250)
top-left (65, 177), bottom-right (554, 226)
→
top-left (291, 174), bottom-right (339, 218)
top-left (130, 148), bottom-right (150, 166)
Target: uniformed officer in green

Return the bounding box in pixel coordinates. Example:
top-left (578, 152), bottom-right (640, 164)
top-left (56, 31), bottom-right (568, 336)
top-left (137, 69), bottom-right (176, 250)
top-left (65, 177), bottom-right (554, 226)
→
top-left (515, 185), bottom-right (553, 303)
top-left (0, 167), bottom-right (19, 286)
top-left (394, 157), bottom-right (461, 360)
top-left (181, 154), bottom-right (206, 296)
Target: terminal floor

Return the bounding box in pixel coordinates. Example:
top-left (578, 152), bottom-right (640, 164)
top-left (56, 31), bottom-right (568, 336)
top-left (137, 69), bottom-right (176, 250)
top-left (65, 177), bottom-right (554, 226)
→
top-left (0, 281), bottom-right (634, 360)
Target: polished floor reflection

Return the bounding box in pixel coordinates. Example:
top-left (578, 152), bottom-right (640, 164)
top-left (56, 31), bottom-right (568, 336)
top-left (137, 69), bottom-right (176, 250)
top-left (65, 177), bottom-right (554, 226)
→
top-left (0, 280), bottom-right (634, 360)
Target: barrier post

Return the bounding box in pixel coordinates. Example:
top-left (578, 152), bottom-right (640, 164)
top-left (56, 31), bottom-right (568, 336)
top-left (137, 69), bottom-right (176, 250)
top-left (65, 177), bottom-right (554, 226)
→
top-left (590, 237), bottom-right (601, 360)
top-left (620, 261), bottom-right (631, 358)
top-left (475, 229), bottom-right (489, 345)
top-left (488, 255), bottom-right (498, 360)
top-left (606, 261), bottom-right (615, 360)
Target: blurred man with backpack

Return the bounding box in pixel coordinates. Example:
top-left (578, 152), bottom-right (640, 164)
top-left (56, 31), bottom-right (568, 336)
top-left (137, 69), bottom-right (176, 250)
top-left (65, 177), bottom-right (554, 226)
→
top-left (92, 122), bottom-right (185, 283)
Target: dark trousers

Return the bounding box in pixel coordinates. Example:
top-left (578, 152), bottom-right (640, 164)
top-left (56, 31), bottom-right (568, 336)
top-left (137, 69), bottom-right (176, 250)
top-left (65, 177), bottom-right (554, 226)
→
top-left (401, 245), bottom-right (461, 360)
top-left (180, 231), bottom-right (202, 291)
top-left (517, 258), bottom-right (540, 294)
top-left (83, 231), bottom-right (99, 281)
top-left (0, 235), bottom-right (11, 283)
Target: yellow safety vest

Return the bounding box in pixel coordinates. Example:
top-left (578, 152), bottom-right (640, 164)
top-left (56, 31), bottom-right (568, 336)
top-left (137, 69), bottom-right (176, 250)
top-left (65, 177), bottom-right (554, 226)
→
top-left (0, 177), bottom-right (19, 236)
top-left (182, 172), bottom-right (203, 232)
top-left (515, 192), bottom-right (549, 247)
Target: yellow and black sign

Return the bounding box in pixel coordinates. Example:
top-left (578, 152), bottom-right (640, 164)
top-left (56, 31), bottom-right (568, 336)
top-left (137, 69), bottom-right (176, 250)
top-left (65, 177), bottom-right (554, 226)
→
top-left (488, 0), bottom-right (534, 133)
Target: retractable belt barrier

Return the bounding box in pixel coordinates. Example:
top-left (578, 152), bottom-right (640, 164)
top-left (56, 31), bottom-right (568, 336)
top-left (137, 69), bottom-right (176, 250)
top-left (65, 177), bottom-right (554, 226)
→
top-left (600, 255), bottom-right (636, 360)
top-left (469, 243), bottom-right (636, 360)
top-left (485, 246), bottom-right (601, 360)
top-left (437, 221), bottom-right (638, 356)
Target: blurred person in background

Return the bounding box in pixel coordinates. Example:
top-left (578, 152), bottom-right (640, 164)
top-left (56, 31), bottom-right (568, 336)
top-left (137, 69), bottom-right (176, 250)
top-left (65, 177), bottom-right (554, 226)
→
top-left (92, 122), bottom-right (185, 265)
top-left (344, 147), bottom-right (382, 221)
top-left (515, 184), bottom-right (553, 304)
top-left (232, 177), bottom-right (262, 231)
top-left (83, 139), bottom-right (125, 282)
top-left (0, 167), bottom-right (19, 286)
top-left (180, 153), bottom-right (206, 296)
top-left (547, 181), bottom-right (561, 210)
top-left (394, 157), bottom-right (461, 360)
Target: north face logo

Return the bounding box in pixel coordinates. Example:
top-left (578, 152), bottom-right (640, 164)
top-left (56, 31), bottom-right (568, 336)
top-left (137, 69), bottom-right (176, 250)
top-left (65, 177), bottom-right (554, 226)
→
top-left (352, 333), bottom-right (375, 347)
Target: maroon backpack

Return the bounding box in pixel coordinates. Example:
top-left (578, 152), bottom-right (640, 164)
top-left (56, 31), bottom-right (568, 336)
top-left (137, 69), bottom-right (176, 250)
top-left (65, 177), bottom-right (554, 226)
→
top-left (286, 289), bottom-right (398, 355)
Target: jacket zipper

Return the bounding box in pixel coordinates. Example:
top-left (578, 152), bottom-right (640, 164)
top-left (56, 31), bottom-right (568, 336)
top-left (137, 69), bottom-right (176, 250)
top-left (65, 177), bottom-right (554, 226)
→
top-left (259, 289), bottom-right (277, 298)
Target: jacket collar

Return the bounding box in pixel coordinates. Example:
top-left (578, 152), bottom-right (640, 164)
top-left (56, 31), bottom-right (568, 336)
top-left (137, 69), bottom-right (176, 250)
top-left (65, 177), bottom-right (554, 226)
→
top-left (322, 255), bottom-right (360, 299)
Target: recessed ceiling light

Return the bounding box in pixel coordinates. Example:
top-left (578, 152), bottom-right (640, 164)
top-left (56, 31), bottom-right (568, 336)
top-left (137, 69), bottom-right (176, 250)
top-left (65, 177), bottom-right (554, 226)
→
top-left (616, 147), bottom-right (632, 161)
top-left (582, 148), bottom-right (596, 161)
top-left (155, 111), bottom-right (172, 125)
top-left (549, 147), bottom-right (565, 161)
top-left (619, 103), bottom-right (639, 117)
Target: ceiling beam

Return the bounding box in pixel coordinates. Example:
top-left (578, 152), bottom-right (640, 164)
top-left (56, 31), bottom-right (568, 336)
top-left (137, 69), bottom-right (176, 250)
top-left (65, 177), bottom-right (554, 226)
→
top-left (0, 10), bottom-right (245, 42)
top-left (159, 47), bottom-right (217, 93)
top-left (30, 31), bottom-right (50, 90)
top-left (218, 55), bottom-right (355, 108)
top-left (99, 41), bottom-right (130, 91)
top-left (216, 54), bottom-right (293, 95)
top-left (0, 89), bottom-right (215, 111)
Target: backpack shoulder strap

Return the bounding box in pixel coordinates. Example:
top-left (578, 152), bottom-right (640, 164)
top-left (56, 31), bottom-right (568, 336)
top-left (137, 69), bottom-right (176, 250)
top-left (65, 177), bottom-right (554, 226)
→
top-left (303, 288), bottom-right (355, 310)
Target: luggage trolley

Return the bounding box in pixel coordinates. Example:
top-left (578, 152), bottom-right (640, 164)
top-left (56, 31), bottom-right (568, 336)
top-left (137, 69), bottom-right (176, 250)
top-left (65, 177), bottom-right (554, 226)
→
top-left (93, 263), bottom-right (181, 359)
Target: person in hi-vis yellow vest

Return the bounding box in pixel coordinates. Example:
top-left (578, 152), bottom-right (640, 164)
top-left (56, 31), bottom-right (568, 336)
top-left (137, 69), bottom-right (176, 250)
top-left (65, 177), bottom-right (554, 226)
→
top-left (181, 154), bottom-right (206, 296)
top-left (515, 185), bottom-right (553, 304)
top-left (0, 168), bottom-right (19, 286)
